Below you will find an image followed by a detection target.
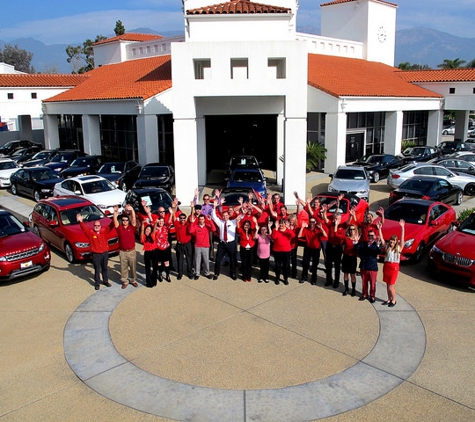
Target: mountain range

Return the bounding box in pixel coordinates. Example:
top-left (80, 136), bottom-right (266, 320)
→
top-left (1, 27), bottom-right (475, 74)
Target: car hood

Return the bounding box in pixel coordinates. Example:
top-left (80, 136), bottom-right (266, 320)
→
top-left (382, 219), bottom-right (425, 241)
top-left (0, 168), bottom-right (18, 177)
top-left (33, 177), bottom-right (64, 188)
top-left (134, 177), bottom-right (171, 188)
top-left (434, 230), bottom-right (475, 259)
top-left (0, 230), bottom-right (44, 253)
top-left (22, 159), bottom-right (48, 167)
top-left (99, 173), bottom-right (121, 182)
top-left (83, 189), bottom-right (126, 205)
top-left (329, 178), bottom-right (369, 191)
top-left (61, 166), bottom-right (91, 176)
top-left (226, 180), bottom-right (266, 193)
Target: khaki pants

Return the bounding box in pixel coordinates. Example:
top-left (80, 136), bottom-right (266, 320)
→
top-left (120, 249), bottom-right (137, 285)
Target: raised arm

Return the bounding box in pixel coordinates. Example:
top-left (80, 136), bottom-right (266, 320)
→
top-left (113, 205), bottom-right (120, 228)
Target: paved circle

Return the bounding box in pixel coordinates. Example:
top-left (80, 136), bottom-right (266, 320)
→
top-left (64, 282), bottom-right (426, 421)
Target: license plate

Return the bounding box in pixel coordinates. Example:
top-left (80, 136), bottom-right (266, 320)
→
top-left (21, 261), bottom-right (33, 269)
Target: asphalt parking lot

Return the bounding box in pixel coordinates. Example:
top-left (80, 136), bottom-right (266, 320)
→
top-left (1, 176), bottom-right (475, 422)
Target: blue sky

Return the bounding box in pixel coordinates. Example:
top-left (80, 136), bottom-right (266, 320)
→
top-left (1, 0), bottom-right (474, 45)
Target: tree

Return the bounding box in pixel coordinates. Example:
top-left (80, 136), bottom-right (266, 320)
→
top-left (66, 35), bottom-right (106, 74)
top-left (397, 62), bottom-right (431, 70)
top-left (0, 44), bottom-right (35, 73)
top-left (466, 58), bottom-right (475, 69)
top-left (114, 20), bottom-right (126, 36)
top-left (437, 58), bottom-right (466, 69)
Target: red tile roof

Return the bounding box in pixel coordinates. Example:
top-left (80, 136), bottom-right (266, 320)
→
top-left (44, 55), bottom-right (172, 102)
top-left (0, 74), bottom-right (88, 88)
top-left (395, 69), bottom-right (475, 83)
top-left (321, 0), bottom-right (397, 7)
top-left (94, 33), bottom-right (163, 46)
top-left (187, 0), bottom-right (291, 14)
top-left (308, 54), bottom-right (442, 98)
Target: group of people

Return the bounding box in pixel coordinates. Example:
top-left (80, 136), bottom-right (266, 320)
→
top-left (79, 190), bottom-right (405, 307)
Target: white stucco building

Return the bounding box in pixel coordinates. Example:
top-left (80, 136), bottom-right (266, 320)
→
top-left (22, 0), bottom-right (474, 204)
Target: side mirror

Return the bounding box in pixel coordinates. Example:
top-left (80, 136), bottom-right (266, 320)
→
top-left (74, 190), bottom-right (81, 195)
top-left (49, 220), bottom-right (59, 227)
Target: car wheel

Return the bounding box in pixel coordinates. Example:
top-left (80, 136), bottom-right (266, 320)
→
top-left (464, 183), bottom-right (475, 196)
top-left (372, 172), bottom-right (380, 183)
top-left (33, 190), bottom-right (41, 202)
top-left (64, 243), bottom-right (75, 263)
top-left (455, 191), bottom-right (463, 205)
top-left (442, 130), bottom-right (448, 135)
top-left (11, 183), bottom-right (18, 195)
top-left (32, 224), bottom-right (41, 237)
top-left (413, 241), bottom-right (425, 263)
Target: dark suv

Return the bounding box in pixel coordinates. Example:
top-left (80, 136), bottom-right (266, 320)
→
top-left (60, 155), bottom-right (107, 178)
top-left (132, 163), bottom-right (175, 191)
top-left (0, 140), bottom-right (42, 157)
top-left (45, 150), bottom-right (87, 173)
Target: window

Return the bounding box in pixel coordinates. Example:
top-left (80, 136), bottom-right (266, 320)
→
top-left (231, 58), bottom-right (248, 80)
top-left (449, 87), bottom-right (455, 94)
top-left (31, 92), bottom-right (37, 99)
top-left (268, 58), bottom-right (286, 79)
top-left (7, 93), bottom-right (13, 99)
top-left (194, 59), bottom-right (211, 80)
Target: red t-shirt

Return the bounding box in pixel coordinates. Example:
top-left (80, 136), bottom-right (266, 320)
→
top-left (326, 224), bottom-right (346, 246)
top-left (237, 228), bottom-right (256, 249)
top-left (271, 228), bottom-right (295, 252)
top-left (79, 221), bottom-right (111, 254)
top-left (141, 232), bottom-right (157, 252)
top-left (175, 221), bottom-right (192, 244)
top-left (117, 224), bottom-right (136, 250)
top-left (300, 228), bottom-right (322, 249)
top-left (189, 220), bottom-right (213, 248)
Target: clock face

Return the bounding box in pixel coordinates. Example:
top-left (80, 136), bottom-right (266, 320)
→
top-left (377, 26), bottom-right (387, 43)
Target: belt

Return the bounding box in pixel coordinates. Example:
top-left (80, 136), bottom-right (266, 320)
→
top-left (121, 248), bottom-right (135, 252)
top-left (220, 240), bottom-right (235, 244)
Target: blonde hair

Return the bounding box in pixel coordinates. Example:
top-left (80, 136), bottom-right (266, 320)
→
top-left (387, 234), bottom-right (401, 254)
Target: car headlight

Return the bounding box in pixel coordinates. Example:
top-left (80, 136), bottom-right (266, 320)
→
top-left (0, 176), bottom-right (9, 181)
top-left (430, 245), bottom-right (442, 255)
top-left (404, 239), bottom-right (415, 248)
top-left (75, 242), bottom-right (90, 248)
top-left (0, 256), bottom-right (6, 262)
top-left (97, 204), bottom-right (108, 210)
top-left (39, 242), bottom-right (45, 252)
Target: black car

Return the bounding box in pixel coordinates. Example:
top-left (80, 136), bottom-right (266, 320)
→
top-left (45, 150), bottom-right (87, 173)
top-left (353, 154), bottom-right (404, 183)
top-left (10, 167), bottom-right (64, 202)
top-left (400, 146), bottom-right (440, 164)
top-left (437, 141), bottom-right (474, 155)
top-left (22, 149), bottom-right (61, 168)
top-left (0, 140), bottom-right (42, 157)
top-left (431, 158), bottom-right (475, 176)
top-left (388, 176), bottom-right (463, 206)
top-left (224, 155), bottom-right (261, 180)
top-left (9, 146), bottom-right (42, 164)
top-left (132, 163), bottom-right (175, 191)
top-left (60, 155), bottom-right (107, 178)
top-left (98, 161), bottom-right (141, 189)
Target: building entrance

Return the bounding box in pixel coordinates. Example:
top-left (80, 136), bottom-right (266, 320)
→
top-left (346, 131), bottom-right (365, 162)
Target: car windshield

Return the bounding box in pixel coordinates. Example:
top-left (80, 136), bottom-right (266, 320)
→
top-left (60, 205), bottom-right (105, 226)
top-left (458, 213), bottom-right (475, 235)
top-left (99, 163), bottom-right (124, 174)
top-left (0, 161), bottom-right (17, 170)
top-left (0, 213), bottom-right (26, 237)
top-left (140, 192), bottom-right (173, 213)
top-left (82, 179), bottom-right (115, 194)
top-left (385, 202), bottom-right (429, 225)
top-left (70, 157), bottom-right (91, 167)
top-left (141, 166), bottom-right (169, 177)
top-left (30, 168), bottom-right (56, 181)
top-left (222, 192), bottom-right (252, 205)
top-left (358, 155), bottom-right (380, 164)
top-left (32, 151), bottom-right (52, 160)
top-left (316, 196), bottom-right (349, 214)
top-left (399, 179), bottom-right (434, 191)
top-left (410, 147), bottom-right (426, 155)
top-left (231, 171), bottom-right (262, 182)
top-left (50, 153), bottom-right (73, 163)
top-left (334, 169), bottom-right (366, 180)
top-left (11, 149), bottom-right (27, 157)
top-left (230, 157), bottom-right (258, 167)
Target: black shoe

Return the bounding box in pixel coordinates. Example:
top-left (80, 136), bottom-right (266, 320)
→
top-left (388, 301), bottom-right (397, 307)
top-left (342, 290), bottom-right (348, 296)
top-left (104, 282), bottom-right (112, 287)
top-left (351, 289), bottom-right (356, 297)
top-left (283, 279), bottom-right (289, 285)
top-left (324, 281), bottom-right (332, 286)
top-left (382, 300), bottom-right (389, 305)
top-left (194, 276), bottom-right (200, 280)
top-left (231, 275), bottom-right (237, 280)
top-left (177, 275), bottom-right (182, 280)
top-left (369, 297), bottom-right (375, 303)
top-left (158, 274), bottom-right (163, 282)
top-left (275, 279), bottom-right (280, 285)
top-left (95, 285), bottom-right (100, 290)
top-left (333, 282), bottom-right (339, 289)
top-left (359, 296), bottom-right (366, 301)
top-left (213, 275), bottom-right (218, 280)
top-left (165, 276), bottom-right (171, 282)
top-left (264, 279), bottom-right (269, 283)
top-left (291, 273), bottom-right (297, 279)
top-left (299, 279), bottom-right (305, 284)
top-left (206, 274), bottom-right (212, 280)
top-left (311, 280), bottom-right (317, 285)
top-left (258, 279), bottom-right (263, 283)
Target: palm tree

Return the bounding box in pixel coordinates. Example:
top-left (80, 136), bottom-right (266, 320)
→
top-left (466, 58), bottom-right (475, 69)
top-left (437, 58), bottom-right (467, 69)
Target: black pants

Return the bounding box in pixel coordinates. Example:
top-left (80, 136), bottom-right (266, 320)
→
top-left (325, 243), bottom-right (343, 285)
top-left (215, 240), bottom-right (237, 277)
top-left (240, 246), bottom-right (253, 280)
top-left (259, 257), bottom-right (270, 281)
top-left (92, 251), bottom-right (109, 287)
top-left (290, 247), bottom-right (298, 277)
top-left (144, 249), bottom-right (158, 287)
top-left (176, 242), bottom-right (193, 277)
top-left (302, 246), bottom-right (321, 283)
top-left (273, 251), bottom-right (290, 281)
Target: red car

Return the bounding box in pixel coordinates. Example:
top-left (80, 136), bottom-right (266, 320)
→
top-left (379, 198), bottom-right (456, 262)
top-left (30, 196), bottom-right (119, 263)
top-left (298, 192), bottom-right (369, 227)
top-left (0, 210), bottom-right (50, 280)
top-left (428, 211), bottom-right (475, 286)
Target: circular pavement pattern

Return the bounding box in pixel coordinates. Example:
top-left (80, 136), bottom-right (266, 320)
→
top-left (64, 281), bottom-right (426, 422)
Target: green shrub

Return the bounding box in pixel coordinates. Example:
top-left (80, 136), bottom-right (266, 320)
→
top-left (457, 207), bottom-right (475, 222)
top-left (306, 141), bottom-right (327, 171)
top-left (401, 139), bottom-right (416, 152)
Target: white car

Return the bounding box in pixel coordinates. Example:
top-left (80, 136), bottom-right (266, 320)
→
top-left (0, 158), bottom-right (19, 188)
top-left (442, 125), bottom-right (455, 135)
top-left (53, 175), bottom-right (126, 215)
top-left (328, 165), bottom-right (370, 201)
top-left (387, 162), bottom-right (475, 195)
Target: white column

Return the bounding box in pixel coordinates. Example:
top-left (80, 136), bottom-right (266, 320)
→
top-left (18, 115), bottom-right (33, 142)
top-left (196, 117), bottom-right (207, 186)
top-left (283, 116), bottom-right (307, 206)
top-left (276, 114), bottom-right (285, 186)
top-left (384, 111), bottom-right (403, 155)
top-left (455, 110), bottom-right (470, 142)
top-left (81, 115), bottom-right (101, 155)
top-left (324, 112), bottom-right (347, 174)
top-left (174, 118), bottom-right (199, 203)
top-left (427, 110), bottom-right (443, 147)
top-left (43, 114), bottom-right (60, 149)
top-left (136, 114), bottom-right (159, 164)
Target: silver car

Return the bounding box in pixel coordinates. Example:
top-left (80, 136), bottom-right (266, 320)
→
top-left (328, 165), bottom-right (370, 201)
top-left (388, 162), bottom-right (475, 195)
